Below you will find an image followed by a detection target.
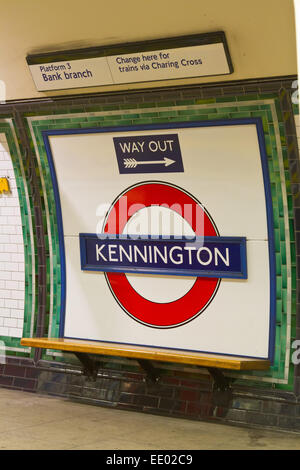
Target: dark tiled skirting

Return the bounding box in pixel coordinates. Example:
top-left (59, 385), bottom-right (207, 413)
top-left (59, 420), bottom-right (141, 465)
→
top-left (2, 355), bottom-right (300, 431)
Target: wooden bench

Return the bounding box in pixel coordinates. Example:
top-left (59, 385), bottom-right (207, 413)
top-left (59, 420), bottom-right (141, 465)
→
top-left (20, 337), bottom-right (270, 391)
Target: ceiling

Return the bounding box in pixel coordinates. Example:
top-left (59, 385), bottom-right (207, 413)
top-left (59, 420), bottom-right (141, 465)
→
top-left (0, 0), bottom-right (297, 101)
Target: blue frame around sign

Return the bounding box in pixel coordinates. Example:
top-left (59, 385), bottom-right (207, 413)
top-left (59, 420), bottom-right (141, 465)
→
top-left (42, 118), bottom-right (276, 362)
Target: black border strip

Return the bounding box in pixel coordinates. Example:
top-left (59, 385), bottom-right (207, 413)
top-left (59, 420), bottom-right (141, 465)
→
top-left (26, 31), bottom-right (233, 74)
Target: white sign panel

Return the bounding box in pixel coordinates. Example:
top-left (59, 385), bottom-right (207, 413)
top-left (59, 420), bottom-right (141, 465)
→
top-left (29, 43), bottom-right (230, 91)
top-left (44, 121), bottom-right (274, 359)
top-left (30, 57), bottom-right (112, 91)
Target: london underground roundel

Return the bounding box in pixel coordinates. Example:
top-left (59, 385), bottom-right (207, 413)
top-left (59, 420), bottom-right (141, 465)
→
top-left (103, 181), bottom-right (220, 328)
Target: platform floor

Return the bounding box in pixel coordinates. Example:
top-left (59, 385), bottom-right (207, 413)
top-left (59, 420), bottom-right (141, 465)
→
top-left (0, 388), bottom-right (299, 450)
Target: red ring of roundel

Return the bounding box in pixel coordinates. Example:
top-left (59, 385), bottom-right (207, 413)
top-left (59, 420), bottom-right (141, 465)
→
top-left (104, 182), bottom-right (220, 328)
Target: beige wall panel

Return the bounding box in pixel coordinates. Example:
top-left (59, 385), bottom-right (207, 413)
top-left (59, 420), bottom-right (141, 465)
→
top-left (0, 0), bottom-right (297, 100)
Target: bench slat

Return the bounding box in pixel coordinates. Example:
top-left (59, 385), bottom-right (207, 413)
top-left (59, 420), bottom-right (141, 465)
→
top-left (20, 337), bottom-right (270, 371)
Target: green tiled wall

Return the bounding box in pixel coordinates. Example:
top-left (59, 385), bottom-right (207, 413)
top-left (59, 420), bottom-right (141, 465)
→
top-left (0, 120), bottom-right (35, 355)
top-left (23, 93), bottom-right (296, 389)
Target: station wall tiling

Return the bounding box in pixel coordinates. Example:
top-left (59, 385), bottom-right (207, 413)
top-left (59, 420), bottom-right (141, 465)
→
top-left (4, 93), bottom-right (291, 390)
top-left (0, 82), bottom-right (297, 395)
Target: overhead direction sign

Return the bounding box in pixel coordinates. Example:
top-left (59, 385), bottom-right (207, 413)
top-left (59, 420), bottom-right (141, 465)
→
top-left (27, 32), bottom-right (233, 92)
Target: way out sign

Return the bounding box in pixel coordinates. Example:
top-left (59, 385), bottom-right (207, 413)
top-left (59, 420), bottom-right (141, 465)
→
top-left (113, 134), bottom-right (184, 174)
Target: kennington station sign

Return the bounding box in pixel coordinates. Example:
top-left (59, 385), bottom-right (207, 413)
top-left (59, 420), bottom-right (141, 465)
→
top-left (79, 234), bottom-right (247, 279)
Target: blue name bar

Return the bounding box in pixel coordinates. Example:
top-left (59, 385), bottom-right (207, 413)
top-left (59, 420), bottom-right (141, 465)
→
top-left (79, 234), bottom-right (247, 279)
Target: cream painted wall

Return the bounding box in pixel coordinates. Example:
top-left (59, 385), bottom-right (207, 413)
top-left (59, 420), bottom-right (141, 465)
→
top-left (0, 0), bottom-right (297, 101)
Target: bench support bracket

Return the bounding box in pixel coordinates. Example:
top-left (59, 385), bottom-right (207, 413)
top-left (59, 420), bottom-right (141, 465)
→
top-left (74, 352), bottom-right (101, 380)
top-left (137, 359), bottom-right (160, 384)
top-left (206, 367), bottom-right (232, 391)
